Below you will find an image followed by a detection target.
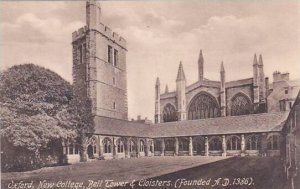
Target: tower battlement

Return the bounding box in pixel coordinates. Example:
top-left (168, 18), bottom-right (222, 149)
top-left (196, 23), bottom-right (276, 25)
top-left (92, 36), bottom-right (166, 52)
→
top-left (273, 71), bottom-right (289, 82)
top-left (72, 26), bottom-right (88, 42)
top-left (72, 23), bottom-right (127, 49)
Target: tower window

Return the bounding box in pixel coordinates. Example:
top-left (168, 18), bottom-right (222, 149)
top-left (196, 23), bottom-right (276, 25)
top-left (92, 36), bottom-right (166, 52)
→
top-left (113, 102), bottom-right (116, 110)
top-left (113, 77), bottom-right (116, 85)
top-left (108, 45), bottom-right (113, 63)
top-left (285, 89), bottom-right (288, 94)
top-left (79, 46), bottom-right (83, 64)
top-left (113, 49), bottom-right (118, 66)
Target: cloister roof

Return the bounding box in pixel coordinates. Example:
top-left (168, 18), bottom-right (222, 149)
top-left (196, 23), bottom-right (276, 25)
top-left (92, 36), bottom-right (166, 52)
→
top-left (94, 112), bottom-right (289, 138)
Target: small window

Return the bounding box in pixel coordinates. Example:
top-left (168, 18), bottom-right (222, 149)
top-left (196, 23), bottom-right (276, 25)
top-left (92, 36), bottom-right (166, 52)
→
top-left (113, 102), bottom-right (116, 109)
top-left (285, 89), bottom-right (288, 94)
top-left (289, 102), bottom-right (292, 109)
top-left (113, 77), bottom-right (116, 85)
top-left (79, 46), bottom-right (83, 64)
top-left (279, 100), bottom-right (286, 111)
top-left (108, 45), bottom-right (113, 63)
top-left (113, 49), bottom-right (118, 66)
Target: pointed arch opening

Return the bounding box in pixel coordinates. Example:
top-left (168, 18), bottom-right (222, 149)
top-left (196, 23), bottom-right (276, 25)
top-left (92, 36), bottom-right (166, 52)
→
top-left (231, 93), bottom-right (253, 116)
top-left (116, 138), bottom-right (125, 153)
top-left (102, 137), bottom-right (113, 154)
top-left (188, 92), bottom-right (220, 120)
top-left (226, 136), bottom-right (241, 150)
top-left (246, 135), bottom-right (261, 150)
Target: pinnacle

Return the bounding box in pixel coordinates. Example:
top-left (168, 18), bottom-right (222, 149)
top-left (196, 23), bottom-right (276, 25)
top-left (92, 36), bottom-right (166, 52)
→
top-left (253, 53), bottom-right (258, 65)
top-left (176, 61), bottom-right (186, 81)
top-left (258, 54), bottom-right (263, 65)
top-left (165, 85), bottom-right (169, 93)
top-left (198, 49), bottom-right (204, 62)
top-left (220, 61), bottom-right (225, 72)
top-left (156, 77), bottom-right (160, 86)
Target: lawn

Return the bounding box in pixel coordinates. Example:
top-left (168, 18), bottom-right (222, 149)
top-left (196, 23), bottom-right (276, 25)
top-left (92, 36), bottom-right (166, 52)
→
top-left (1, 156), bottom-right (227, 189)
top-left (1, 156), bottom-right (291, 189)
top-left (125, 157), bottom-right (290, 189)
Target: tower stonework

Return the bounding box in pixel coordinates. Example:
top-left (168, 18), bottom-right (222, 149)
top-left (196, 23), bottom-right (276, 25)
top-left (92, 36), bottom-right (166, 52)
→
top-left (72, 0), bottom-right (128, 120)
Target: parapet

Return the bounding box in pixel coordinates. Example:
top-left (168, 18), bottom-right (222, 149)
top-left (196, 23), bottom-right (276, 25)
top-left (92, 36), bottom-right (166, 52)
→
top-left (72, 23), bottom-right (127, 49)
top-left (273, 71), bottom-right (290, 82)
top-left (97, 22), bottom-right (127, 49)
top-left (72, 26), bottom-right (88, 42)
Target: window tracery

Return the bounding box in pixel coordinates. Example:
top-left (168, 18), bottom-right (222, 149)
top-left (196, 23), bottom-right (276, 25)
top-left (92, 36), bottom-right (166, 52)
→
top-left (231, 93), bottom-right (252, 116)
top-left (226, 136), bottom-right (241, 150)
top-left (103, 138), bottom-right (112, 153)
top-left (246, 135), bottom-right (261, 150)
top-left (188, 93), bottom-right (220, 120)
top-left (116, 138), bottom-right (124, 153)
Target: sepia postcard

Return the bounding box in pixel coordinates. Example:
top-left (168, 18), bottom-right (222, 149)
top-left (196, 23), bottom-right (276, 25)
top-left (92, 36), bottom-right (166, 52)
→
top-left (0, 1), bottom-right (299, 189)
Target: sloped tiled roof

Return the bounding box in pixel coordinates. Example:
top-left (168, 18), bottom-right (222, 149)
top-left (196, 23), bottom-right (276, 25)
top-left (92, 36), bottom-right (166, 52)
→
top-left (94, 112), bottom-right (289, 138)
top-left (226, 78), bottom-right (253, 88)
top-left (94, 116), bottom-right (151, 137)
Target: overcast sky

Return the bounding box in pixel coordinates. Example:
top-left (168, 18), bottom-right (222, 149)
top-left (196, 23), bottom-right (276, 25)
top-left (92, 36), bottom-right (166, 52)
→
top-left (1, 0), bottom-right (300, 121)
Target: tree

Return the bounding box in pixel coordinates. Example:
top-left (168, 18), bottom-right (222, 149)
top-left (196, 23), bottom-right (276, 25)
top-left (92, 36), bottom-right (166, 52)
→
top-left (67, 95), bottom-right (95, 162)
top-left (0, 64), bottom-right (75, 171)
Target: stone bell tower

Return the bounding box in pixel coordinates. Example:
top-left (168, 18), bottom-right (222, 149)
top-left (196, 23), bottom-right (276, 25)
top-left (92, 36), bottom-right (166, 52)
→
top-left (72, 0), bottom-right (128, 120)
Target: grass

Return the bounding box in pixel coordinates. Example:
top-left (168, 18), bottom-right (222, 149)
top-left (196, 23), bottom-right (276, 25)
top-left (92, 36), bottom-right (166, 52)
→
top-left (1, 156), bottom-right (291, 189)
top-left (1, 156), bottom-right (226, 189)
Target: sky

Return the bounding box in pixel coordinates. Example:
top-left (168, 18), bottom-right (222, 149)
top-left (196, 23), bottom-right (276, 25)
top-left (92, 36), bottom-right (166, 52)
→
top-left (1, 0), bottom-right (300, 121)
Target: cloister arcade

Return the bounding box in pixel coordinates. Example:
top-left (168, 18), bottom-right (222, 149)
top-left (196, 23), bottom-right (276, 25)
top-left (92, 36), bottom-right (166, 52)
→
top-left (64, 132), bottom-right (282, 163)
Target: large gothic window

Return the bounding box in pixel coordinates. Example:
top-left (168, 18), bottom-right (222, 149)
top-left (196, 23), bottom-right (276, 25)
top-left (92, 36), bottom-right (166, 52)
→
top-left (188, 93), bottom-right (220, 120)
top-left (231, 93), bottom-right (252, 116)
top-left (162, 104), bottom-right (177, 122)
